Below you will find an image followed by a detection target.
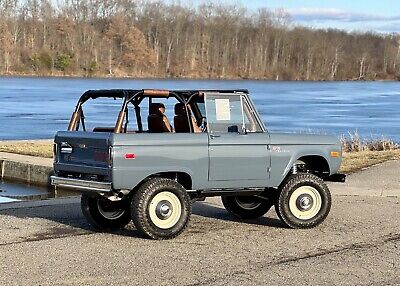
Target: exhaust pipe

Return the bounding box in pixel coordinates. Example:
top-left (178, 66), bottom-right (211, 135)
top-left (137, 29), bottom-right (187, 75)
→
top-left (117, 190), bottom-right (130, 199)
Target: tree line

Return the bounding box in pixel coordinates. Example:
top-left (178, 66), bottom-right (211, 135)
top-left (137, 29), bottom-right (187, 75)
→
top-left (0, 0), bottom-right (399, 80)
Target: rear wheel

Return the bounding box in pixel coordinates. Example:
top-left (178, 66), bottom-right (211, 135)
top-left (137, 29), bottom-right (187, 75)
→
top-left (81, 194), bottom-right (131, 230)
top-left (275, 173), bottom-right (331, 228)
top-left (221, 195), bottom-right (274, 219)
top-left (131, 178), bottom-right (191, 240)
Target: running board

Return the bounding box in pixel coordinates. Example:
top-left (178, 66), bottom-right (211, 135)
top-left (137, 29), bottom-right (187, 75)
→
top-left (188, 188), bottom-right (265, 198)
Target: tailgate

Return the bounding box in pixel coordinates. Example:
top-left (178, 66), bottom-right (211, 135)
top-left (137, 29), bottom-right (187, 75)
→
top-left (54, 131), bottom-right (112, 178)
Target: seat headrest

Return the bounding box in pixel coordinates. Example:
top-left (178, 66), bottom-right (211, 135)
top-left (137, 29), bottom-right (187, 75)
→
top-left (148, 114), bottom-right (166, 132)
top-left (149, 103), bottom-right (164, 115)
top-left (174, 103), bottom-right (187, 116)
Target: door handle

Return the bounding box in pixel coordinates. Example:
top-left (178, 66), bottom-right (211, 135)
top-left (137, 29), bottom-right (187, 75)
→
top-left (210, 134), bottom-right (221, 139)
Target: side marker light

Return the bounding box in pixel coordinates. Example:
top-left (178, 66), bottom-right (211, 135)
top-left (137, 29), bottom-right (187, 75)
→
top-left (125, 153), bottom-right (136, 159)
top-left (330, 151), bottom-right (340, 158)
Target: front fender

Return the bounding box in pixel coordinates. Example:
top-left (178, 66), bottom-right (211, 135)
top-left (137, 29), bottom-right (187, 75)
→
top-left (269, 144), bottom-right (341, 187)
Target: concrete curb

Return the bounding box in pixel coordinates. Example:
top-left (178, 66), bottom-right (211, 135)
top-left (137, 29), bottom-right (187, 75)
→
top-left (0, 152), bottom-right (53, 187)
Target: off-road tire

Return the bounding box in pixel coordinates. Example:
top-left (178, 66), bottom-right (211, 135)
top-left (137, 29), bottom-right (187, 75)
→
top-left (81, 194), bottom-right (131, 230)
top-left (221, 195), bottom-right (274, 219)
top-left (131, 178), bottom-right (191, 240)
top-left (276, 173), bottom-right (331, 229)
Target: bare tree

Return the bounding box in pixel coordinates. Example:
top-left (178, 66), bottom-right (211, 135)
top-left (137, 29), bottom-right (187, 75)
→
top-left (0, 0), bottom-right (398, 80)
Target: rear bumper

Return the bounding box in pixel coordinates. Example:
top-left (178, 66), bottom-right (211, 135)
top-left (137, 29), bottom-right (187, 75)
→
top-left (325, 173), bottom-right (346, 183)
top-left (50, 176), bottom-right (112, 193)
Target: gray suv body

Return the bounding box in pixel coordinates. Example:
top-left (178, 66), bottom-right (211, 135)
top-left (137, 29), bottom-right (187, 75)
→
top-left (51, 89), bottom-right (345, 239)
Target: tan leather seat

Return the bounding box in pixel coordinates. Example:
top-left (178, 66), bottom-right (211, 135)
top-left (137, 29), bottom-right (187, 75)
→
top-left (148, 103), bottom-right (170, 133)
top-left (174, 103), bottom-right (190, 133)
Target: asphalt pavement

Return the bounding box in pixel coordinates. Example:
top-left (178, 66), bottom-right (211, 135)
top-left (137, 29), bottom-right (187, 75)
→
top-left (0, 160), bottom-right (399, 286)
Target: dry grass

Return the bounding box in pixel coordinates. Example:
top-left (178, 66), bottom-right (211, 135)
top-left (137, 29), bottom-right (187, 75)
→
top-left (341, 150), bottom-right (400, 173)
top-left (340, 131), bottom-right (399, 152)
top-left (0, 141), bottom-right (53, 158)
top-left (340, 132), bottom-right (400, 173)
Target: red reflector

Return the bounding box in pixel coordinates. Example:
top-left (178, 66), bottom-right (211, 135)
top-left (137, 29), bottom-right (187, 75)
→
top-left (125, 153), bottom-right (136, 159)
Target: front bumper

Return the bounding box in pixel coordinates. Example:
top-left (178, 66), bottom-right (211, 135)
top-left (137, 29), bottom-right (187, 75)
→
top-left (50, 176), bottom-right (112, 193)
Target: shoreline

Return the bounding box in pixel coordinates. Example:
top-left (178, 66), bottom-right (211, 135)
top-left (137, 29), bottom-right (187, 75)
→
top-left (0, 74), bottom-right (399, 82)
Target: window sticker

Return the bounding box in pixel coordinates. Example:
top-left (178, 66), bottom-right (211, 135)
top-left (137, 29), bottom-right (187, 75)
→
top-left (215, 99), bottom-right (230, 121)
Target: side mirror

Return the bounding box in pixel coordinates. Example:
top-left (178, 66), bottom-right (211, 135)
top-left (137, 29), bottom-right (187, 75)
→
top-left (228, 125), bottom-right (247, 134)
top-left (228, 125), bottom-right (239, 133)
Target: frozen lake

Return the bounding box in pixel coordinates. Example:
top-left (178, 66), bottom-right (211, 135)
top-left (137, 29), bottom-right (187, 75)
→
top-left (0, 77), bottom-right (399, 141)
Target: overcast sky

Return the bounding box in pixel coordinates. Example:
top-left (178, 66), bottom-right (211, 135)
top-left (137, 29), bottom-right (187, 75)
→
top-left (180, 0), bottom-right (400, 33)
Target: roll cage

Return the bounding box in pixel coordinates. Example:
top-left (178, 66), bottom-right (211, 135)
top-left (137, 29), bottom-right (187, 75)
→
top-left (67, 88), bottom-right (257, 134)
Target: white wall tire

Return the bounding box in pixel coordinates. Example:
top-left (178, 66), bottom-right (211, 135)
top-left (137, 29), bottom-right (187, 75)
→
top-left (131, 178), bottom-right (191, 240)
top-left (148, 192), bottom-right (182, 229)
top-left (276, 173), bottom-right (331, 229)
top-left (288, 186), bottom-right (322, 220)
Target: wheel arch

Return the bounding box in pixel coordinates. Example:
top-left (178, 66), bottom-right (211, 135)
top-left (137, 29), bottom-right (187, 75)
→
top-left (280, 154), bottom-right (331, 185)
top-left (296, 155), bottom-right (330, 175)
top-left (134, 171), bottom-right (193, 191)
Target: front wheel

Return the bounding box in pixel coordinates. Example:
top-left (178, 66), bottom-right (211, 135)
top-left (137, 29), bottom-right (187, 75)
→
top-left (276, 173), bottom-right (331, 229)
top-left (81, 194), bottom-right (131, 230)
top-left (221, 195), bottom-right (274, 219)
top-left (131, 178), bottom-right (191, 240)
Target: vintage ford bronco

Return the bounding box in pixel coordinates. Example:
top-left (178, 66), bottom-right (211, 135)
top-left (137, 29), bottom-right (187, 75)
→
top-left (51, 89), bottom-right (345, 239)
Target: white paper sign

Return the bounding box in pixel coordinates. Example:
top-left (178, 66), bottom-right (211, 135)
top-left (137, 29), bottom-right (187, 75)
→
top-left (215, 99), bottom-right (230, 121)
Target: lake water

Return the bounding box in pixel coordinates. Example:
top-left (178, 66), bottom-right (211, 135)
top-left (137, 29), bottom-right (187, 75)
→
top-left (0, 179), bottom-right (79, 203)
top-left (0, 180), bottom-right (49, 203)
top-left (0, 77), bottom-right (399, 141)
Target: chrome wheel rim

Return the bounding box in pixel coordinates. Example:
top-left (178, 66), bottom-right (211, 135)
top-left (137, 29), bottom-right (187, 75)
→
top-left (97, 200), bottom-right (126, 220)
top-left (289, 186), bottom-right (322, 220)
top-left (234, 196), bottom-right (262, 210)
top-left (149, 192), bottom-right (182, 229)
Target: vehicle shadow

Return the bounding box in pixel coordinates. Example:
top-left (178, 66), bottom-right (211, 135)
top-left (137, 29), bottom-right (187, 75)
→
top-left (0, 200), bottom-right (91, 230)
top-left (192, 201), bottom-right (285, 228)
top-left (0, 200), bottom-right (147, 239)
top-left (0, 198), bottom-right (284, 241)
